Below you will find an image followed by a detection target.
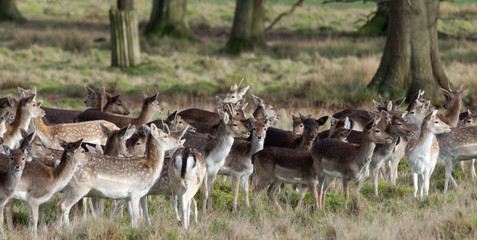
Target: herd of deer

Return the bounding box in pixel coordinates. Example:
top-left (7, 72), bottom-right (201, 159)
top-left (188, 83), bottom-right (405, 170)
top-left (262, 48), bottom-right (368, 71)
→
top-left (1, 81), bottom-right (477, 233)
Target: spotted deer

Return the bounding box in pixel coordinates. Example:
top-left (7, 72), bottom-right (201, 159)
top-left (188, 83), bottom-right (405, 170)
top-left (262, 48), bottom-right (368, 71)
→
top-left (459, 110), bottom-right (477, 179)
top-left (84, 86), bottom-right (131, 115)
top-left (0, 146), bottom-right (29, 233)
top-left (3, 95), bottom-right (45, 149)
top-left (218, 117), bottom-right (271, 211)
top-left (202, 109), bottom-right (250, 212)
top-left (312, 119), bottom-right (393, 210)
top-left (406, 110), bottom-right (451, 198)
top-left (30, 116), bottom-right (119, 150)
top-left (0, 96), bottom-right (15, 123)
top-left (74, 92), bottom-right (163, 128)
top-left (8, 139), bottom-right (91, 232)
top-left (170, 147), bottom-right (206, 229)
top-left (56, 124), bottom-right (182, 228)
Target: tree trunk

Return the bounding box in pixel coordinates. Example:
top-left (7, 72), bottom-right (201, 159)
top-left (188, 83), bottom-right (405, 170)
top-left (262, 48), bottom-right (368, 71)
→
top-left (0, 0), bottom-right (26, 22)
top-left (144, 0), bottom-right (198, 41)
top-left (368, 0), bottom-right (449, 103)
top-left (225, 0), bottom-right (266, 54)
top-left (110, 0), bottom-right (141, 68)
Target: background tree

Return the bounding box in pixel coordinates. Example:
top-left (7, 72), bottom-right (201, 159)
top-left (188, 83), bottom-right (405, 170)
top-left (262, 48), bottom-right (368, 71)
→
top-left (110, 0), bottom-right (141, 67)
top-left (368, 0), bottom-right (449, 102)
top-left (0, 0), bottom-right (26, 22)
top-left (144, 0), bottom-right (198, 41)
top-left (225, 0), bottom-right (266, 54)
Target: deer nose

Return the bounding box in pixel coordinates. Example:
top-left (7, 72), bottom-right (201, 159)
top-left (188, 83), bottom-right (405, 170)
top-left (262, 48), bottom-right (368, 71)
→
top-left (125, 110), bottom-right (130, 115)
top-left (310, 134), bottom-right (315, 139)
top-left (257, 135), bottom-right (262, 140)
top-left (15, 165), bottom-right (21, 170)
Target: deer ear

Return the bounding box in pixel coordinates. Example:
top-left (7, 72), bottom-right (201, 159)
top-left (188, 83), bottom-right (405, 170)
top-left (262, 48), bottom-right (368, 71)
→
top-left (71, 139), bottom-right (84, 152)
top-left (252, 94), bottom-right (264, 107)
top-left (468, 109), bottom-right (473, 115)
top-left (238, 85), bottom-right (250, 96)
top-left (394, 97), bottom-right (406, 107)
top-left (431, 109), bottom-right (438, 117)
top-left (2, 145), bottom-right (11, 156)
top-left (7, 96), bottom-right (12, 106)
top-left (462, 89), bottom-right (469, 98)
top-left (381, 111), bottom-right (392, 123)
top-left (110, 95), bottom-right (120, 102)
top-left (215, 96), bottom-right (224, 110)
top-left (316, 116), bottom-right (328, 126)
top-left (26, 94), bottom-right (35, 103)
top-left (299, 112), bottom-right (307, 122)
top-left (364, 120), bottom-right (374, 132)
top-left (23, 146), bottom-right (31, 155)
top-left (36, 101), bottom-right (43, 107)
top-left (162, 123), bottom-right (171, 135)
top-left (20, 128), bottom-right (28, 138)
top-left (372, 99), bottom-right (382, 111)
top-left (379, 95), bottom-right (388, 106)
top-left (150, 123), bottom-right (159, 139)
top-left (123, 127), bottom-right (136, 140)
top-left (85, 86), bottom-right (94, 95)
top-left (440, 88), bottom-right (452, 97)
top-left (401, 111), bottom-right (408, 119)
top-left (100, 86), bottom-right (106, 94)
top-left (142, 92), bottom-right (148, 100)
top-left (141, 124), bottom-right (151, 136)
top-left (58, 137), bottom-right (67, 149)
top-left (387, 101), bottom-right (393, 112)
top-left (18, 87), bottom-right (26, 98)
top-left (217, 109), bottom-right (229, 124)
top-left (99, 124), bottom-right (111, 138)
top-left (26, 131), bottom-right (36, 144)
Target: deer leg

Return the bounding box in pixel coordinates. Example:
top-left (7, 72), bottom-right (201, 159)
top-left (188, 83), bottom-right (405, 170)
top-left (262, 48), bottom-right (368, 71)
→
top-left (251, 174), bottom-right (271, 201)
top-left (202, 175), bottom-right (208, 214)
top-left (268, 182), bottom-right (283, 212)
top-left (171, 195), bottom-right (180, 223)
top-left (342, 179), bottom-right (349, 211)
top-left (129, 196), bottom-right (140, 228)
top-left (458, 161), bottom-right (466, 175)
top-left (140, 196), bottom-right (151, 226)
top-left (180, 196), bottom-right (188, 229)
top-left (241, 175), bottom-right (250, 208)
top-left (88, 198), bottom-right (97, 218)
top-left (191, 198), bottom-right (198, 224)
top-left (424, 170), bottom-right (431, 197)
top-left (5, 200), bottom-right (14, 230)
top-left (57, 187), bottom-right (89, 226)
top-left (207, 175), bottom-right (216, 212)
top-left (444, 160), bottom-right (455, 193)
top-left (308, 182), bottom-right (319, 212)
top-left (231, 174), bottom-right (240, 212)
top-left (39, 205), bottom-right (47, 231)
top-left (471, 159), bottom-right (477, 180)
top-left (110, 199), bottom-right (126, 220)
top-left (390, 156), bottom-right (401, 186)
top-left (412, 172), bottom-right (418, 198)
top-left (0, 202), bottom-right (5, 233)
top-left (419, 174), bottom-right (425, 199)
top-left (371, 166), bottom-right (380, 197)
top-left (28, 201), bottom-right (40, 233)
top-left (295, 185), bottom-right (307, 211)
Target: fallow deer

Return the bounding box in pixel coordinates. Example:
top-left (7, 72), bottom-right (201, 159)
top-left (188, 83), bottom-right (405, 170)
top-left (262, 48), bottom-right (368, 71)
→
top-left (264, 113), bottom-right (328, 151)
top-left (8, 139), bottom-right (91, 232)
top-left (30, 117), bottom-right (119, 150)
top-left (148, 110), bottom-right (196, 133)
top-left (459, 110), bottom-right (477, 179)
top-left (74, 92), bottom-right (162, 128)
top-left (170, 147), bottom-right (206, 229)
top-left (218, 117), bottom-right (271, 211)
top-left (0, 111), bottom-right (10, 138)
top-left (0, 96), bottom-right (15, 122)
top-left (3, 95), bottom-right (45, 148)
top-left (0, 146), bottom-right (28, 233)
top-left (291, 113), bottom-right (304, 135)
top-left (84, 86), bottom-right (131, 115)
top-left (406, 110), bottom-right (451, 198)
top-left (313, 119), bottom-right (393, 210)
top-left (202, 109), bottom-right (250, 212)
top-left (56, 124), bottom-right (182, 228)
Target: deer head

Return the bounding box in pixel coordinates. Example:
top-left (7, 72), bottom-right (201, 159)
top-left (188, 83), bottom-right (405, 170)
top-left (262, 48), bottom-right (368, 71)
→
top-left (2, 145), bottom-right (29, 174)
top-left (104, 94), bottom-right (130, 115)
top-left (218, 108), bottom-right (250, 139)
top-left (223, 79), bottom-right (250, 104)
top-left (166, 110), bottom-right (196, 132)
top-left (422, 110), bottom-right (452, 134)
top-left (365, 118), bottom-right (393, 144)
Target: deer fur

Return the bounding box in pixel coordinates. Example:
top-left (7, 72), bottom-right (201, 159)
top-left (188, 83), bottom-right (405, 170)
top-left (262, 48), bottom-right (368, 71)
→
top-left (74, 92), bottom-right (162, 128)
top-left (56, 124), bottom-right (181, 228)
top-left (218, 117), bottom-right (270, 211)
top-left (0, 146), bottom-right (28, 233)
top-left (3, 95), bottom-right (45, 149)
top-left (405, 110), bottom-right (451, 198)
top-left (30, 117), bottom-right (119, 150)
top-left (291, 113), bottom-right (305, 135)
top-left (202, 109), bottom-right (250, 212)
top-left (8, 139), bottom-right (91, 232)
top-left (459, 110), bottom-right (477, 179)
top-left (170, 147), bottom-right (206, 229)
top-left (312, 119), bottom-right (393, 210)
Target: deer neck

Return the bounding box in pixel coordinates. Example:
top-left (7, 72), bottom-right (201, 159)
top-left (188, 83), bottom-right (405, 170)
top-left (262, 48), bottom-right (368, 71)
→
top-left (103, 141), bottom-right (119, 156)
top-left (252, 106), bottom-right (264, 119)
top-left (31, 118), bottom-right (55, 149)
top-left (4, 168), bottom-right (22, 195)
top-left (208, 122), bottom-right (235, 164)
top-left (297, 135), bottom-right (313, 151)
top-left (53, 152), bottom-right (80, 191)
top-left (145, 135), bottom-right (166, 171)
top-left (94, 96), bottom-right (104, 112)
top-left (7, 107), bottom-right (32, 139)
top-left (356, 136), bottom-right (377, 169)
top-left (249, 137), bottom-right (265, 157)
top-left (412, 127), bottom-right (436, 155)
top-left (134, 104), bottom-right (155, 126)
top-left (444, 98), bottom-right (462, 127)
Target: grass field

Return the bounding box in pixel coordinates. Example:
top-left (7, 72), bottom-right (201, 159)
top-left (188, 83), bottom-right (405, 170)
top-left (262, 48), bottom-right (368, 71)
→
top-left (1, 0), bottom-right (477, 239)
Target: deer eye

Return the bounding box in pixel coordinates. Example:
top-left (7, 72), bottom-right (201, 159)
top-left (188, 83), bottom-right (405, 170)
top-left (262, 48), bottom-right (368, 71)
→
top-left (231, 96), bottom-right (235, 98)
top-left (300, 124), bottom-right (303, 127)
top-left (22, 157), bottom-right (25, 160)
top-left (233, 124), bottom-right (238, 127)
top-left (375, 130), bottom-right (380, 133)
top-left (81, 150), bottom-right (85, 154)
top-left (253, 128), bottom-right (256, 131)
top-left (136, 142), bottom-right (140, 145)
top-left (178, 121), bottom-right (182, 124)
top-left (434, 121), bottom-right (439, 124)
top-left (410, 111), bottom-right (415, 115)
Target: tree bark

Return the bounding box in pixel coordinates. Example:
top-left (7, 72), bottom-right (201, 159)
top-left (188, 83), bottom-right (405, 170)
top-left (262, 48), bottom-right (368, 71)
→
top-left (144, 0), bottom-right (198, 41)
top-left (110, 0), bottom-right (141, 68)
top-left (368, 0), bottom-right (449, 102)
top-left (225, 0), bottom-right (266, 54)
top-left (0, 0), bottom-right (26, 22)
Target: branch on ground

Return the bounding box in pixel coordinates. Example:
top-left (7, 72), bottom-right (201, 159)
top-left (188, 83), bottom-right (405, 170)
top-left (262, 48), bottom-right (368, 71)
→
top-left (265, 0), bottom-right (304, 32)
